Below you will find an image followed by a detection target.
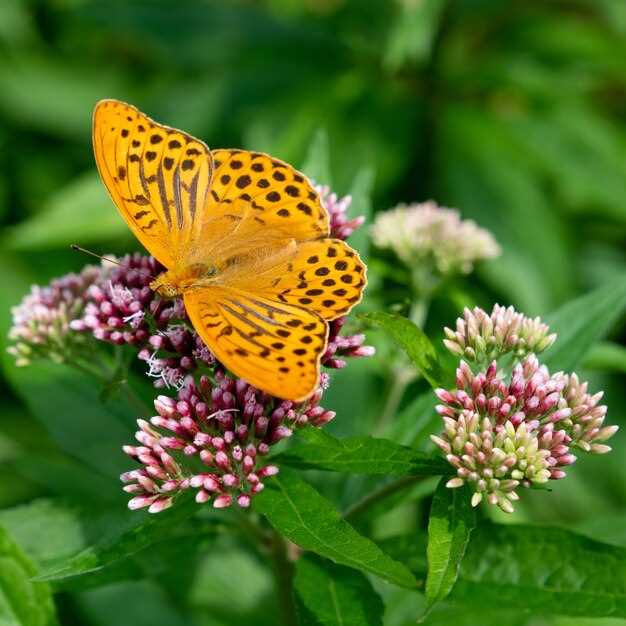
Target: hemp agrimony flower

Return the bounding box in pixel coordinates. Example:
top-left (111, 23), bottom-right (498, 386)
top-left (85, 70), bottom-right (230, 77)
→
top-left (7, 183), bottom-right (374, 512)
top-left (443, 304), bottom-right (557, 365)
top-left (371, 201), bottom-right (500, 278)
top-left (432, 306), bottom-right (617, 513)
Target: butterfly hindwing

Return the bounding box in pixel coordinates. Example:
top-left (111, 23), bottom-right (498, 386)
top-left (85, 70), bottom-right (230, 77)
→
top-left (231, 239), bottom-right (367, 322)
top-left (184, 287), bottom-right (328, 400)
top-left (93, 99), bottom-right (213, 266)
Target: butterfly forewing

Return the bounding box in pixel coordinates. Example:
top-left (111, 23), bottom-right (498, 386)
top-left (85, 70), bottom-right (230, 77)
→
top-left (188, 150), bottom-right (329, 264)
top-left (93, 99), bottom-right (213, 266)
top-left (184, 287), bottom-right (328, 400)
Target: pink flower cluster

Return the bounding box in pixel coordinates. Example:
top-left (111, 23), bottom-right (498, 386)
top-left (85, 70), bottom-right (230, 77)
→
top-left (432, 307), bottom-right (617, 513)
top-left (7, 183), bottom-right (374, 513)
top-left (122, 373), bottom-right (336, 512)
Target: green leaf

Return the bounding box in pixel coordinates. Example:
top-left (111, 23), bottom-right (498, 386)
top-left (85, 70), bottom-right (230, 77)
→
top-left (0, 55), bottom-right (123, 139)
top-left (253, 469), bottom-right (417, 589)
top-left (384, 0), bottom-right (447, 69)
top-left (35, 495), bottom-right (198, 584)
top-left (74, 580), bottom-right (189, 626)
top-left (5, 172), bottom-right (131, 250)
top-left (423, 479), bottom-right (476, 616)
top-left (543, 275), bottom-right (626, 371)
top-left (383, 523), bottom-right (626, 619)
top-left (301, 129), bottom-right (332, 187)
top-left (0, 500), bottom-right (84, 570)
top-left (280, 429), bottom-right (448, 476)
top-left (0, 525), bottom-right (57, 626)
top-left (583, 341), bottom-right (626, 373)
top-left (345, 167), bottom-right (375, 260)
top-left (452, 524), bottom-right (626, 618)
top-left (359, 311), bottom-right (448, 388)
top-left (384, 391), bottom-right (438, 448)
top-left (4, 361), bottom-right (136, 483)
top-left (295, 555), bottom-right (384, 626)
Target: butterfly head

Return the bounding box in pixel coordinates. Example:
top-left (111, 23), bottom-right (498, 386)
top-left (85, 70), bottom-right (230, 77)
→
top-left (150, 273), bottom-right (180, 298)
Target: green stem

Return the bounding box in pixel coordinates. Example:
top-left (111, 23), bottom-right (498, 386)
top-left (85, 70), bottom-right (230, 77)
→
top-left (375, 366), bottom-right (416, 435)
top-left (376, 294), bottom-right (432, 434)
top-left (269, 530), bottom-right (298, 626)
top-left (343, 475), bottom-right (425, 522)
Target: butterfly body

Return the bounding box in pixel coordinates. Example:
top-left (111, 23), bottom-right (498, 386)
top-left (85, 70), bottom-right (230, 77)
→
top-left (93, 99), bottom-right (366, 400)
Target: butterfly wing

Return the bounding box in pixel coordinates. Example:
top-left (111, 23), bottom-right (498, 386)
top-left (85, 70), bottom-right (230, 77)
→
top-left (184, 287), bottom-right (328, 401)
top-left (92, 99), bottom-right (213, 267)
top-left (228, 238), bottom-right (367, 321)
top-left (183, 150), bottom-right (329, 267)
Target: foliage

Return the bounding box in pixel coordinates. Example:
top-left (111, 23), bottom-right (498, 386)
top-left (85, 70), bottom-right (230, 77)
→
top-left (1, 1), bottom-right (625, 625)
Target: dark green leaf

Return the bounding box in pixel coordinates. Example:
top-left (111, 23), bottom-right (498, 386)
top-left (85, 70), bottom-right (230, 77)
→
top-left (5, 361), bottom-right (136, 483)
top-left (295, 555), bottom-right (384, 626)
top-left (280, 428), bottom-right (448, 476)
top-left (452, 524), bottom-right (626, 618)
top-left (383, 523), bottom-right (626, 619)
top-left (544, 275), bottom-right (626, 371)
top-left (35, 495), bottom-right (198, 583)
top-left (253, 469), bottom-right (417, 588)
top-left (359, 312), bottom-right (448, 388)
top-left (74, 580), bottom-right (189, 626)
top-left (424, 479), bottom-right (475, 616)
top-left (0, 524), bottom-right (57, 626)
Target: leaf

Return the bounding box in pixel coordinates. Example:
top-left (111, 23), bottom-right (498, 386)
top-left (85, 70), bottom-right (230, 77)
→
top-left (0, 525), bottom-right (57, 626)
top-left (294, 555), bottom-right (384, 626)
top-left (0, 500), bottom-right (85, 570)
top-left (301, 129), bottom-right (332, 187)
top-left (452, 524), bottom-right (626, 618)
top-left (345, 167), bottom-right (374, 260)
top-left (382, 523), bottom-right (626, 619)
top-left (252, 469), bottom-right (417, 589)
top-left (35, 495), bottom-right (198, 584)
top-left (359, 311), bottom-right (448, 388)
top-left (423, 479), bottom-right (476, 616)
top-left (4, 361), bottom-right (136, 483)
top-left (280, 428), bottom-right (448, 476)
top-left (384, 391), bottom-right (439, 448)
top-left (384, 0), bottom-right (447, 69)
top-left (74, 580), bottom-right (189, 626)
top-left (5, 172), bottom-right (132, 250)
top-left (583, 341), bottom-right (626, 373)
top-left (0, 54), bottom-right (122, 139)
top-left (543, 275), bottom-right (626, 371)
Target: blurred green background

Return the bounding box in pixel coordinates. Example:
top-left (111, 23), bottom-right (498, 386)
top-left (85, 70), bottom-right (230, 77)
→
top-left (0, 1), bottom-right (625, 625)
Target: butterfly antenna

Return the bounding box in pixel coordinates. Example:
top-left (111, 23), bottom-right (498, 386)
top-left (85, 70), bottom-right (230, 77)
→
top-left (70, 244), bottom-right (156, 280)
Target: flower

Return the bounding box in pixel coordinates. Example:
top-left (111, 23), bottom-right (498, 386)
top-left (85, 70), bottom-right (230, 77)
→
top-left (8, 266), bottom-right (101, 366)
top-left (8, 180), bottom-right (373, 513)
top-left (317, 184), bottom-right (365, 240)
top-left (432, 307), bottom-right (617, 513)
top-left (122, 372), bottom-right (336, 511)
top-left (443, 304), bottom-right (557, 365)
top-left (371, 200), bottom-right (500, 276)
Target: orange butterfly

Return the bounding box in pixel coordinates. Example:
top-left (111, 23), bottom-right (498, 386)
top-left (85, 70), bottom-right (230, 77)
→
top-left (92, 99), bottom-right (366, 401)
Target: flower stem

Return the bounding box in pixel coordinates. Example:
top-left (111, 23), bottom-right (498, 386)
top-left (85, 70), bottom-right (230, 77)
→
top-left (269, 529), bottom-right (298, 626)
top-left (343, 475), bottom-right (425, 522)
top-left (376, 294), bottom-right (431, 434)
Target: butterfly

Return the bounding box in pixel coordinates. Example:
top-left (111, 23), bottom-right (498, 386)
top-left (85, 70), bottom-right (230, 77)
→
top-left (92, 99), bottom-right (367, 401)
